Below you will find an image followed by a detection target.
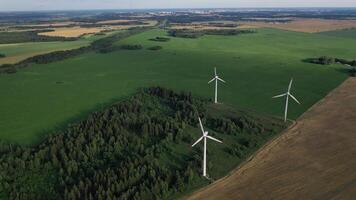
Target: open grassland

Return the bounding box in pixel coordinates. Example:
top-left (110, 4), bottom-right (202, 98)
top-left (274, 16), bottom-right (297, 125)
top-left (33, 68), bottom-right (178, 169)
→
top-left (0, 28), bottom-right (354, 144)
top-left (240, 18), bottom-right (356, 33)
top-left (319, 28), bottom-right (356, 39)
top-left (187, 77), bottom-right (356, 200)
top-left (0, 35), bottom-right (101, 64)
top-left (169, 25), bottom-right (250, 30)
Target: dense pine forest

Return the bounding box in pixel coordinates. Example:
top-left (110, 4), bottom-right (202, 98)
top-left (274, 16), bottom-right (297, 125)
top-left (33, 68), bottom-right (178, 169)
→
top-left (0, 87), bottom-right (286, 200)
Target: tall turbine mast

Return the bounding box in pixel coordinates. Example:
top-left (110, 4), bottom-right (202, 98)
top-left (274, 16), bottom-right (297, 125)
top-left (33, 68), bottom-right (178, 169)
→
top-left (273, 78), bottom-right (301, 122)
top-left (208, 67), bottom-right (226, 104)
top-left (192, 117), bottom-right (223, 178)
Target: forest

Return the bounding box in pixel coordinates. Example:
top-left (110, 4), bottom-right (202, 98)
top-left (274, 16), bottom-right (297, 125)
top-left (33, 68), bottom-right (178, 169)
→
top-left (0, 87), bottom-right (286, 200)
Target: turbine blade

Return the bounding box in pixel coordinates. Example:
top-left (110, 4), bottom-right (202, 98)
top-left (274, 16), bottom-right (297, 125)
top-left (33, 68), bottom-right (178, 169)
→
top-left (192, 136), bottom-right (204, 147)
top-left (198, 117), bottom-right (205, 134)
top-left (208, 78), bottom-right (215, 84)
top-left (288, 78), bottom-right (293, 92)
top-left (289, 94), bottom-right (301, 104)
top-left (272, 93), bottom-right (287, 98)
top-left (217, 77), bottom-right (226, 83)
top-left (206, 136), bottom-right (223, 143)
top-left (214, 67), bottom-right (217, 76)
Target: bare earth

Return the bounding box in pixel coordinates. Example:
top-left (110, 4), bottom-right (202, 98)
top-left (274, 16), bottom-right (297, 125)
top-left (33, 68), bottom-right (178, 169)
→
top-left (187, 77), bottom-right (356, 200)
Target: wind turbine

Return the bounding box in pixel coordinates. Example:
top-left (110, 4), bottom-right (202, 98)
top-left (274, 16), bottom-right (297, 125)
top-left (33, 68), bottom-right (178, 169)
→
top-left (273, 78), bottom-right (301, 122)
top-left (208, 67), bottom-right (226, 104)
top-left (192, 117), bottom-right (222, 178)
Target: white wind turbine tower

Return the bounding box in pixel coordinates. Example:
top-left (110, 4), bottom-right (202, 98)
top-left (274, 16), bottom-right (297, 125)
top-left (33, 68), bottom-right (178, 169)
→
top-left (208, 67), bottom-right (226, 104)
top-left (192, 117), bottom-right (222, 178)
top-left (273, 78), bottom-right (301, 122)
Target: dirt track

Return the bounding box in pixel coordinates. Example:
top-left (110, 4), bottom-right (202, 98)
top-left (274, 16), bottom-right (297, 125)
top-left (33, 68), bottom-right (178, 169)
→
top-left (187, 78), bottom-right (356, 200)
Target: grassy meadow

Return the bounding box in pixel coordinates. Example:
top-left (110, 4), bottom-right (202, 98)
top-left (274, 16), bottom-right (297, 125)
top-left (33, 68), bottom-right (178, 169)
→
top-left (319, 28), bottom-right (356, 39)
top-left (0, 28), bottom-right (354, 144)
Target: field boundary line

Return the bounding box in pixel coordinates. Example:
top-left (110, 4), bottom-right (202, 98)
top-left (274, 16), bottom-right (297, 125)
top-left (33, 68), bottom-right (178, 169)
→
top-left (184, 77), bottom-right (350, 200)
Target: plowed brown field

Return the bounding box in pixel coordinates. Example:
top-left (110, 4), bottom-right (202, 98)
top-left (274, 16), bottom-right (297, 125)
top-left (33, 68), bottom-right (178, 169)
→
top-left (187, 78), bottom-right (356, 200)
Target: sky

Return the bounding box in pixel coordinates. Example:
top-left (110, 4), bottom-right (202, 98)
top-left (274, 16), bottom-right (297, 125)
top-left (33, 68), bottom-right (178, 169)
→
top-left (0, 0), bottom-right (356, 11)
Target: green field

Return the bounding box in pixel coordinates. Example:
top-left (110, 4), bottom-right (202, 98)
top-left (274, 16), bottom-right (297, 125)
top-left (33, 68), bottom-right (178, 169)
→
top-left (0, 34), bottom-right (102, 65)
top-left (0, 28), bottom-right (354, 145)
top-left (319, 28), bottom-right (356, 39)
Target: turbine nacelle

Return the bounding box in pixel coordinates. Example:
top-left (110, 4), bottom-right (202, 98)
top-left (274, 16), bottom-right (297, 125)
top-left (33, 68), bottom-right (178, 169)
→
top-left (203, 131), bottom-right (208, 137)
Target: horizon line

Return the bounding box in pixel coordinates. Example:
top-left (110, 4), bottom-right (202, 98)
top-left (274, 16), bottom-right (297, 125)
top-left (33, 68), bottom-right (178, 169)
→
top-left (1, 6), bottom-right (356, 13)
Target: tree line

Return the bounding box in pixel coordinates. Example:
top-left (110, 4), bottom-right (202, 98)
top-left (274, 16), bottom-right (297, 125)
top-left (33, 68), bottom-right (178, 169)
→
top-left (80, 21), bottom-right (148, 28)
top-left (149, 37), bottom-right (170, 42)
top-left (147, 46), bottom-right (163, 51)
top-left (307, 56), bottom-right (356, 66)
top-left (306, 56), bottom-right (356, 76)
top-left (168, 29), bottom-right (256, 39)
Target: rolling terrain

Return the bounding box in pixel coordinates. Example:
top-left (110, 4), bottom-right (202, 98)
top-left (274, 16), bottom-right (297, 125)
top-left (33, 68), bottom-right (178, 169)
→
top-left (0, 28), bottom-right (353, 144)
top-left (0, 87), bottom-right (286, 199)
top-left (187, 77), bottom-right (356, 200)
top-left (1, 9), bottom-right (356, 200)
